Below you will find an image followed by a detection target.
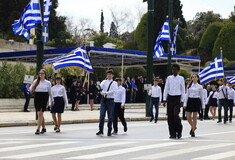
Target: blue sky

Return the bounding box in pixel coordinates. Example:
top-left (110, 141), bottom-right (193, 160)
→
top-left (57, 0), bottom-right (234, 31)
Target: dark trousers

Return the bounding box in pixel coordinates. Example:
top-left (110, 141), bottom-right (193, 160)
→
top-left (228, 100), bottom-right (234, 121)
top-left (204, 104), bottom-right (210, 119)
top-left (149, 97), bottom-right (160, 120)
top-left (167, 95), bottom-right (182, 137)
top-left (218, 99), bottom-right (228, 122)
top-left (113, 103), bottom-right (127, 133)
top-left (71, 96), bottom-right (76, 110)
top-left (24, 92), bottom-right (30, 111)
top-left (198, 106), bottom-right (204, 120)
top-left (99, 99), bottom-right (115, 132)
top-left (182, 108), bottom-right (186, 119)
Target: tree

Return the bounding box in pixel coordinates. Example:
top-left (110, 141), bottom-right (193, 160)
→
top-left (134, 13), bottom-right (147, 51)
top-left (198, 22), bottom-right (224, 64)
top-left (100, 10), bottom-right (104, 33)
top-left (109, 22), bottom-right (118, 38)
top-left (212, 22), bottom-right (235, 61)
top-left (124, 66), bottom-right (146, 78)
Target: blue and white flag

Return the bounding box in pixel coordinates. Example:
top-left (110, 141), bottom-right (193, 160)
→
top-left (228, 77), bottom-right (235, 85)
top-left (170, 23), bottom-right (179, 55)
top-left (226, 74), bottom-right (235, 81)
top-left (43, 0), bottom-right (52, 24)
top-left (12, 0), bottom-right (42, 40)
top-left (153, 19), bottom-right (170, 59)
top-left (51, 48), bottom-right (94, 73)
top-left (42, 24), bottom-right (49, 45)
top-left (198, 54), bottom-right (224, 84)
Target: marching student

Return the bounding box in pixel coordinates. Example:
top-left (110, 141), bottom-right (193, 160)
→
top-left (227, 82), bottom-right (235, 123)
top-left (49, 77), bottom-right (68, 132)
top-left (29, 69), bottom-right (53, 135)
top-left (217, 79), bottom-right (229, 124)
top-left (163, 64), bottom-right (185, 139)
top-left (148, 78), bottom-right (162, 123)
top-left (207, 86), bottom-right (219, 120)
top-left (113, 78), bottom-right (127, 135)
top-left (96, 70), bottom-right (118, 136)
top-left (184, 74), bottom-right (205, 137)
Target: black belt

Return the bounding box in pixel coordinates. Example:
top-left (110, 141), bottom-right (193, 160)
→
top-left (102, 98), bottom-right (114, 100)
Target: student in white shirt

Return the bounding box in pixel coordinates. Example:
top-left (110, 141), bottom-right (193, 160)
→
top-left (184, 74), bottom-right (204, 137)
top-left (113, 78), bottom-right (127, 135)
top-left (227, 83), bottom-right (235, 122)
top-left (96, 70), bottom-right (118, 136)
top-left (148, 78), bottom-right (162, 123)
top-left (163, 64), bottom-right (185, 139)
top-left (207, 86), bottom-right (219, 120)
top-left (49, 77), bottom-right (68, 132)
top-left (29, 69), bottom-right (53, 135)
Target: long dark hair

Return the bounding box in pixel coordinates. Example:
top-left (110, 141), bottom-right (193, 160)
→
top-left (187, 74), bottom-right (200, 89)
top-left (32, 69), bottom-right (48, 91)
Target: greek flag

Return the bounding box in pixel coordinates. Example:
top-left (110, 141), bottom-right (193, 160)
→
top-left (198, 54), bottom-right (224, 84)
top-left (12, 0), bottom-right (42, 40)
top-left (153, 19), bottom-right (170, 59)
top-left (226, 74), bottom-right (235, 81)
top-left (50, 48), bottom-right (94, 73)
top-left (170, 23), bottom-right (179, 55)
top-left (43, 0), bottom-right (52, 24)
top-left (228, 77), bottom-right (235, 85)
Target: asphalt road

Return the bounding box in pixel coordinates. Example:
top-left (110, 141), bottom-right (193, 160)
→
top-left (0, 120), bottom-right (235, 160)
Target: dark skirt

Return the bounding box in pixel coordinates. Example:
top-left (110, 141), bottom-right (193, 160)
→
top-left (89, 94), bottom-right (95, 100)
top-left (186, 98), bottom-right (201, 112)
top-left (34, 92), bottom-right (49, 112)
top-left (209, 98), bottom-right (218, 107)
top-left (51, 97), bottom-right (65, 113)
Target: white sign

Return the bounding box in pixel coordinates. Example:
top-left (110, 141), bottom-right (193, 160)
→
top-left (23, 75), bottom-right (34, 84)
top-left (144, 84), bottom-right (152, 90)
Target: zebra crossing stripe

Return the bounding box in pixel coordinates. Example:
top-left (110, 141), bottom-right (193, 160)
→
top-left (0, 142), bottom-right (24, 145)
top-left (66, 142), bottom-right (186, 159)
top-left (0, 141), bottom-right (76, 153)
top-left (193, 150), bottom-right (235, 160)
top-left (132, 143), bottom-right (235, 159)
top-left (0, 141), bottom-right (134, 159)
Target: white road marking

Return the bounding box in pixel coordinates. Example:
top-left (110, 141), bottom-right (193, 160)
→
top-left (0, 142), bottom-right (24, 145)
top-left (0, 141), bottom-right (76, 153)
top-left (132, 143), bottom-right (235, 159)
top-left (193, 150), bottom-right (235, 160)
top-left (66, 142), bottom-right (186, 159)
top-left (0, 141), bottom-right (134, 159)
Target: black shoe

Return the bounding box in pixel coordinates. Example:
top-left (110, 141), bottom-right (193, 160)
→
top-left (41, 128), bottom-right (46, 134)
top-left (54, 125), bottom-right (57, 131)
top-left (107, 131), bottom-right (111, 136)
top-left (190, 129), bottom-right (192, 135)
top-left (154, 119), bottom-right (157, 123)
top-left (124, 126), bottom-right (127, 132)
top-left (112, 131), bottom-right (117, 135)
top-left (224, 121), bottom-right (227, 124)
top-left (177, 132), bottom-right (182, 139)
top-left (56, 128), bottom-right (61, 132)
top-left (191, 131), bottom-right (195, 137)
top-left (217, 120), bottom-right (222, 123)
top-left (35, 129), bottom-right (40, 135)
top-left (229, 120), bottom-right (232, 123)
top-left (183, 117), bottom-right (187, 120)
top-left (169, 136), bottom-right (176, 139)
top-left (24, 110), bottom-right (30, 112)
top-left (149, 118), bottom-right (154, 122)
top-left (96, 131), bottom-right (103, 135)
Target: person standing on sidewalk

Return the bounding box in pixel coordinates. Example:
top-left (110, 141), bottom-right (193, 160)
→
top-left (29, 69), bottom-right (53, 135)
top-left (112, 78), bottom-right (127, 135)
top-left (204, 85), bottom-right (211, 120)
top-left (207, 86), bottom-right (219, 120)
top-left (96, 70), bottom-right (118, 136)
top-left (49, 77), bottom-right (68, 132)
top-left (88, 80), bottom-right (98, 111)
top-left (23, 83), bottom-right (31, 112)
top-left (183, 74), bottom-right (204, 137)
top-left (217, 79), bottom-right (229, 124)
top-left (148, 78), bottom-right (162, 123)
top-left (163, 64), bottom-right (185, 139)
top-left (227, 82), bottom-right (235, 123)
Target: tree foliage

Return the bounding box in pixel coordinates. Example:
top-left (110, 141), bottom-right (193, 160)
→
top-left (124, 66), bottom-right (146, 78)
top-left (198, 22), bottom-right (224, 64)
top-left (109, 22), bottom-right (118, 38)
top-left (134, 13), bottom-right (147, 51)
top-left (212, 22), bottom-right (235, 61)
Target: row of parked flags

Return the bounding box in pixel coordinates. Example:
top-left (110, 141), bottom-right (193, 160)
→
top-left (12, 0), bottom-right (231, 84)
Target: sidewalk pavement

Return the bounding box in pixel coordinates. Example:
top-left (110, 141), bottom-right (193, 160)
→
top-left (0, 105), bottom-right (168, 127)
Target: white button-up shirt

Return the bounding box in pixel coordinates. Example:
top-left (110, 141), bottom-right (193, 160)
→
top-left (163, 75), bottom-right (185, 102)
top-left (184, 83), bottom-right (205, 109)
top-left (100, 79), bottom-right (118, 99)
top-left (228, 87), bottom-right (235, 100)
top-left (49, 84), bottom-right (68, 107)
top-left (114, 85), bottom-right (126, 106)
top-left (218, 85), bottom-right (229, 99)
top-left (148, 85), bottom-right (162, 101)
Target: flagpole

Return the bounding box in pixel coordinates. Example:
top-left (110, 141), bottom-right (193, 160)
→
top-left (167, 0), bottom-right (173, 76)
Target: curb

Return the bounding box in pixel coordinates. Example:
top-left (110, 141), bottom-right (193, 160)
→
top-left (0, 117), bottom-right (168, 128)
